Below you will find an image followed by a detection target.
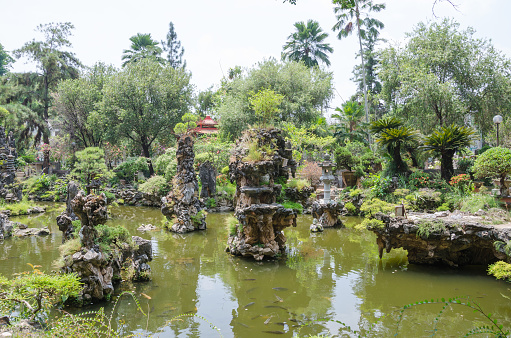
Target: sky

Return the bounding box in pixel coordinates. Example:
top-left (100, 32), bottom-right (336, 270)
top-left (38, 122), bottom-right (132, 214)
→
top-left (2, 0), bottom-right (510, 116)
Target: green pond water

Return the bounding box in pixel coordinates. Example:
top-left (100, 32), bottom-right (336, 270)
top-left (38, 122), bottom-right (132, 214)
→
top-left (1, 203), bottom-right (511, 337)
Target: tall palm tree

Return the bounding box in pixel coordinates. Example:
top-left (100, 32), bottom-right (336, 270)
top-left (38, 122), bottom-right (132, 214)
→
top-left (332, 100), bottom-right (367, 144)
top-left (122, 33), bottom-right (164, 67)
top-left (423, 124), bottom-right (476, 181)
top-left (282, 20), bottom-right (333, 68)
top-left (371, 117), bottom-right (418, 176)
top-left (333, 0), bottom-right (385, 142)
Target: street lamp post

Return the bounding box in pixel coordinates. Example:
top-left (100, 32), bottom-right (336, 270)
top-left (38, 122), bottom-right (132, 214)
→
top-left (493, 115), bottom-right (503, 147)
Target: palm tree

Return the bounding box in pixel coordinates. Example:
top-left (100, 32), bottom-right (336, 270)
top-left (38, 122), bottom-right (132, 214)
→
top-left (371, 117), bottom-right (418, 176)
top-left (332, 100), bottom-right (367, 144)
top-left (333, 0), bottom-right (386, 142)
top-left (122, 33), bottom-right (164, 67)
top-left (282, 20), bottom-right (333, 67)
top-left (423, 124), bottom-right (476, 181)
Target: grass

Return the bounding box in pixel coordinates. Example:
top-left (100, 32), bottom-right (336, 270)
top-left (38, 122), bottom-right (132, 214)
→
top-left (286, 178), bottom-right (310, 190)
top-left (457, 193), bottom-right (500, 213)
top-left (225, 215), bottom-right (238, 236)
top-left (0, 196), bottom-right (39, 216)
top-left (416, 220), bottom-right (447, 238)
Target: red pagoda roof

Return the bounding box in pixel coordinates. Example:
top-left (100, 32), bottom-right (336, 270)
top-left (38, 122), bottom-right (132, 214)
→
top-left (194, 115), bottom-right (219, 134)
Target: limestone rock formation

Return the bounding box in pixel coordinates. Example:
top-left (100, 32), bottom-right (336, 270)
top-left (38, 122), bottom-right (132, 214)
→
top-left (199, 161), bottom-right (216, 198)
top-left (311, 200), bottom-right (344, 229)
top-left (56, 181), bottom-right (80, 243)
top-left (0, 126), bottom-right (21, 202)
top-left (226, 128), bottom-right (297, 261)
top-left (161, 134), bottom-right (206, 233)
top-left (62, 191), bottom-right (152, 303)
top-left (369, 211), bottom-right (511, 267)
top-left (0, 214), bottom-right (13, 240)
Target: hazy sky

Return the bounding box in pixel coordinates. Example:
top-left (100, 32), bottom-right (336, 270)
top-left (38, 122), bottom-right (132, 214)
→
top-left (2, 0), bottom-right (510, 114)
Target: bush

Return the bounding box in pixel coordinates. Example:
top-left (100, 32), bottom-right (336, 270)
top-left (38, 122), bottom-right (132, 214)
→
top-left (205, 198), bottom-right (217, 208)
top-left (217, 183), bottom-right (236, 201)
top-left (114, 157), bottom-right (150, 184)
top-left (488, 261), bottom-right (511, 281)
top-left (449, 174), bottom-right (473, 195)
top-left (405, 189), bottom-right (442, 211)
top-left (286, 178), bottom-right (310, 190)
top-left (473, 147), bottom-right (511, 196)
top-left (344, 202), bottom-right (357, 215)
top-left (95, 224), bottom-right (133, 258)
top-left (370, 174), bottom-right (392, 199)
top-left (355, 218), bottom-right (385, 230)
top-left (457, 157), bottom-right (474, 175)
top-left (138, 175), bottom-right (169, 196)
top-left (408, 171), bottom-right (431, 190)
top-left (456, 193), bottom-right (500, 213)
top-left (416, 220), bottom-right (447, 238)
top-left (360, 198), bottom-right (395, 217)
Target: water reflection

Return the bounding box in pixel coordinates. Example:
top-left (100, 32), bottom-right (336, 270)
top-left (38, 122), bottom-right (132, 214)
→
top-left (1, 204), bottom-right (510, 337)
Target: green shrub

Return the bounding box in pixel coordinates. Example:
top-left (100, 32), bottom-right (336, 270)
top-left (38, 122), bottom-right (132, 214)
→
top-left (488, 261), bottom-right (511, 281)
top-left (370, 175), bottom-right (392, 199)
top-left (355, 218), bottom-right (385, 230)
top-left (205, 198), bottom-right (217, 208)
top-left (473, 147), bottom-right (511, 196)
top-left (138, 175), bottom-right (169, 196)
top-left (287, 178), bottom-right (310, 190)
top-left (457, 157), bottom-right (474, 175)
top-left (217, 183), bottom-right (236, 201)
top-left (95, 224), bottom-right (133, 257)
top-left (408, 171), bottom-right (431, 190)
top-left (282, 201), bottom-right (303, 214)
top-left (349, 188), bottom-right (363, 198)
top-left (457, 193), bottom-right (500, 213)
top-left (345, 202), bottom-right (357, 215)
top-left (406, 189), bottom-right (443, 211)
top-left (437, 203), bottom-right (451, 212)
top-left (221, 166), bottom-right (229, 175)
top-left (191, 210), bottom-right (207, 225)
top-left (360, 198), bottom-right (395, 217)
top-left (416, 220), bottom-right (446, 238)
top-left (114, 157), bottom-right (150, 183)
top-left (361, 173), bottom-right (380, 189)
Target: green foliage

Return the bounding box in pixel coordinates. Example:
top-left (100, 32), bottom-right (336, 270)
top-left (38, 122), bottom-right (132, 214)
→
top-left (332, 101), bottom-right (368, 144)
top-left (355, 218), bottom-right (385, 231)
top-left (72, 147), bottom-right (111, 190)
top-left (334, 146), bottom-right (355, 171)
top-left (216, 59), bottom-right (333, 139)
top-left (423, 124), bottom-right (477, 180)
top-left (216, 182), bottom-right (236, 201)
top-left (344, 202), bottom-right (357, 215)
top-left (0, 196), bottom-right (38, 216)
top-left (286, 178), bottom-right (310, 190)
top-left (437, 203), bottom-right (451, 212)
top-left (205, 198), bottom-right (217, 208)
top-left (138, 175), bottom-right (169, 196)
top-left (114, 157), bottom-right (149, 184)
top-left (121, 33), bottom-right (164, 67)
top-left (405, 189), bottom-right (443, 211)
top-left (174, 113), bottom-right (199, 135)
top-left (408, 171), bottom-right (431, 190)
top-left (248, 88), bottom-right (284, 126)
top-left (379, 18), bottom-right (511, 138)
top-left (95, 224), bottom-right (133, 258)
top-left (282, 201), bottom-right (304, 214)
top-left (488, 261), bottom-right (511, 282)
top-left (416, 220), bottom-right (447, 238)
top-left (368, 174), bottom-right (392, 199)
top-left (473, 147), bottom-right (511, 189)
top-left (455, 193), bottom-right (500, 213)
top-left (225, 215), bottom-right (238, 236)
top-left (190, 210), bottom-right (207, 225)
top-left (0, 265), bottom-right (81, 321)
top-left (23, 173), bottom-right (57, 195)
top-left (360, 198), bottom-right (394, 217)
top-left (457, 157), bottom-right (475, 176)
top-left (282, 19), bottom-right (333, 67)
top-left (153, 148), bottom-right (177, 182)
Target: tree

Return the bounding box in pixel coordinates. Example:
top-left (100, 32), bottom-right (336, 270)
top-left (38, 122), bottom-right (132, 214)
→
top-left (53, 63), bottom-right (115, 148)
top-left (333, 0), bottom-right (386, 141)
top-left (282, 20), bottom-right (333, 68)
top-left (0, 43), bottom-right (14, 76)
top-left (378, 19), bottom-right (511, 136)
top-left (196, 87), bottom-right (216, 117)
top-left (370, 117), bottom-right (418, 176)
top-left (103, 58), bottom-right (193, 175)
top-left (248, 88), bottom-right (284, 126)
top-left (174, 113), bottom-right (199, 135)
top-left (216, 59), bottom-right (333, 139)
top-left (162, 22), bottom-right (185, 69)
top-left (72, 147), bottom-right (110, 194)
top-left (423, 124), bottom-right (476, 181)
top-left (332, 100), bottom-right (367, 144)
top-left (473, 147), bottom-right (511, 196)
top-left (121, 33), bottom-right (164, 67)
top-left (14, 22), bottom-right (82, 173)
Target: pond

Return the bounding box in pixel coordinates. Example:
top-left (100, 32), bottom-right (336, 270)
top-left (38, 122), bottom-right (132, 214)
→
top-left (1, 203), bottom-right (510, 337)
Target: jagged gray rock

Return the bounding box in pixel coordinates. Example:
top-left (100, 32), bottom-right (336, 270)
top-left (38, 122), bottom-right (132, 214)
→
top-left (56, 181), bottom-right (80, 243)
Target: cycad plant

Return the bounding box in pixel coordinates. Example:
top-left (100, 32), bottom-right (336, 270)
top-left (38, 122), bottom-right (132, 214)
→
top-left (370, 117), bottom-right (418, 176)
top-left (423, 124), bottom-right (476, 181)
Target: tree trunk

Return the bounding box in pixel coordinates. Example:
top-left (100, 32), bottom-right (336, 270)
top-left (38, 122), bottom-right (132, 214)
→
top-left (141, 141), bottom-right (154, 176)
top-left (500, 174), bottom-right (508, 197)
top-left (441, 152), bottom-right (454, 181)
top-left (42, 74), bottom-right (50, 174)
top-left (355, 0), bottom-right (371, 145)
